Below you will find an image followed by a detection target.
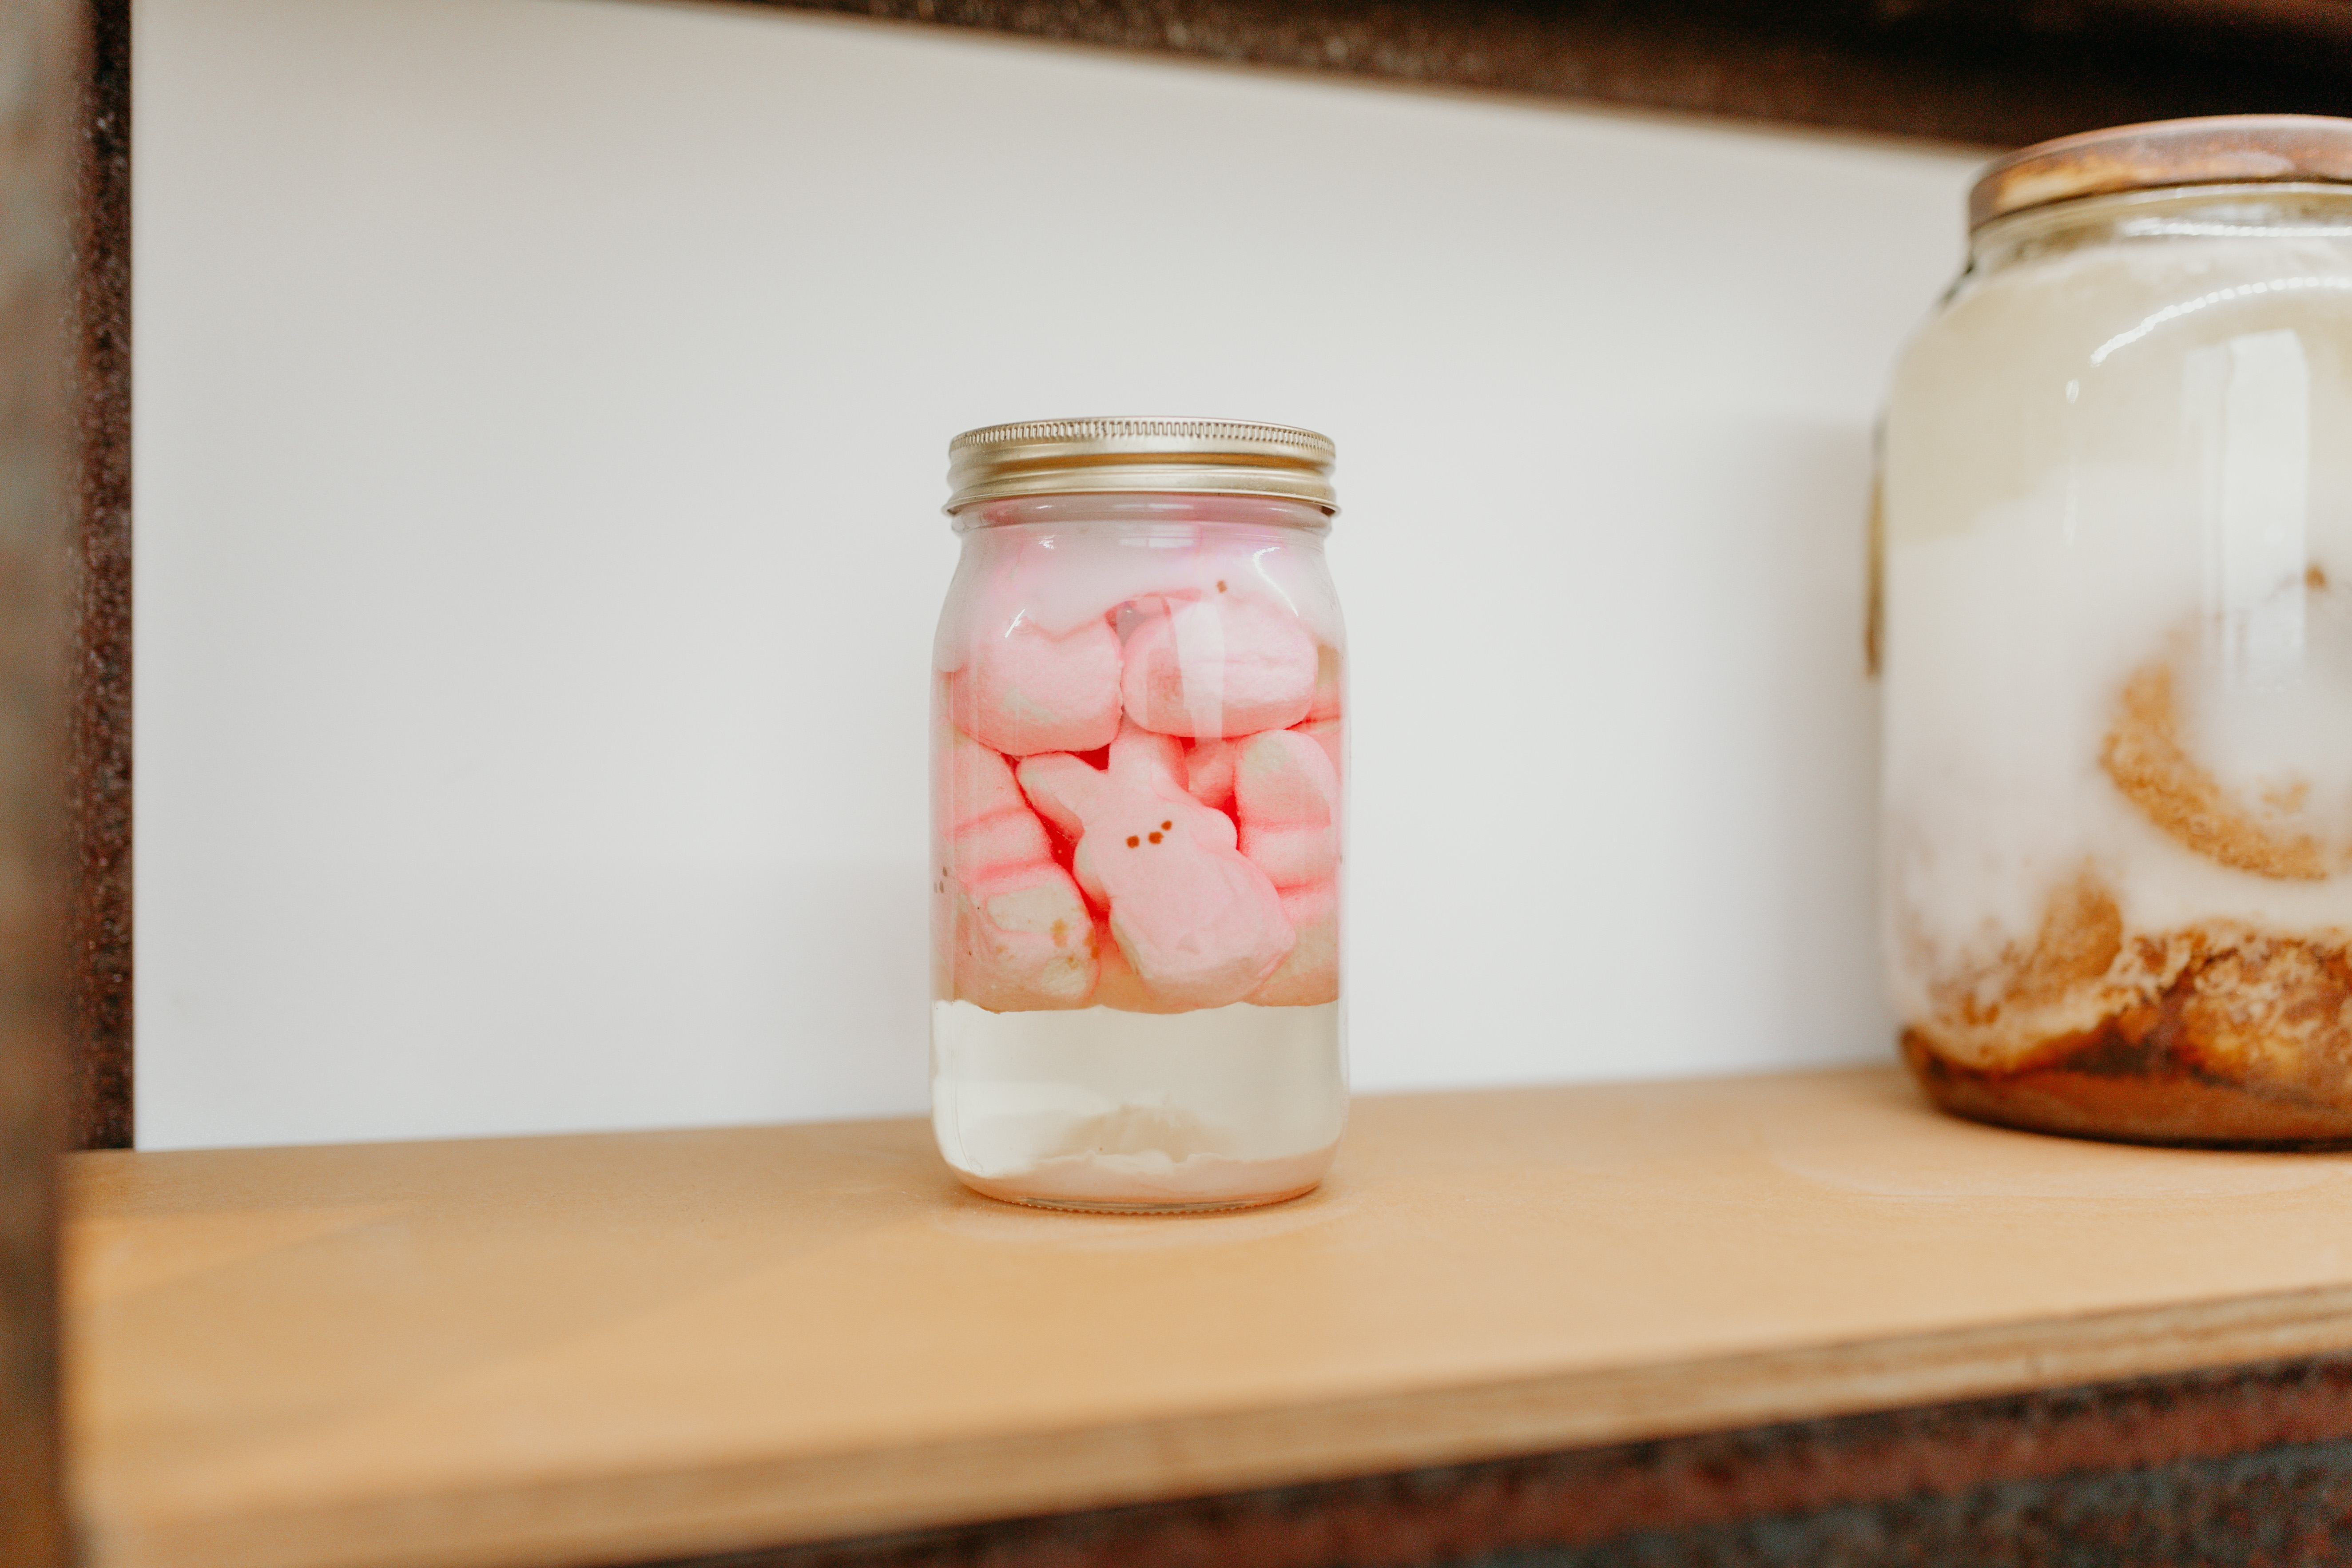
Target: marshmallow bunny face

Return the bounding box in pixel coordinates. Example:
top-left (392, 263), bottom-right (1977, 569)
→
top-left (1018, 724), bottom-right (1295, 1010)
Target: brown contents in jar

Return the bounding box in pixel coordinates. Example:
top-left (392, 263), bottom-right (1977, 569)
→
top-left (1907, 901), bottom-right (2352, 1145)
top-left (1911, 870), bottom-right (2126, 1046)
top-left (2100, 661), bottom-right (2329, 881)
top-left (1907, 617), bottom-right (2352, 1144)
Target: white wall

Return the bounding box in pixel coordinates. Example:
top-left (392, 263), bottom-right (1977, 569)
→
top-left (135, 0), bottom-right (1983, 1149)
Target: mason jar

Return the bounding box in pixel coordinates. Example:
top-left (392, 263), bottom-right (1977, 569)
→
top-left (1881, 116), bottom-right (2352, 1144)
top-left (930, 418), bottom-right (1347, 1208)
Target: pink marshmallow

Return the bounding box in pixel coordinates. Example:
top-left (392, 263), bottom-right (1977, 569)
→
top-left (939, 724), bottom-right (1045, 868)
top-left (1089, 926), bottom-right (1192, 1014)
top-left (1120, 595), bottom-right (1317, 739)
top-left (950, 616), bottom-right (1122, 758)
top-left (951, 533), bottom-right (1270, 642)
top-left (1293, 717), bottom-right (1343, 780)
top-left (1248, 881), bottom-right (1338, 1007)
top-left (940, 729), bottom-right (1097, 1009)
top-left (1017, 721), bottom-right (1293, 1009)
top-left (1234, 728), bottom-right (1339, 889)
top-left (1288, 645), bottom-right (1343, 776)
top-left (1307, 644), bottom-right (1343, 722)
top-left (1233, 727), bottom-right (1340, 1007)
top-left (1184, 738), bottom-right (1237, 811)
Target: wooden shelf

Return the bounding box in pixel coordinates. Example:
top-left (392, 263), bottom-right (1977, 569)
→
top-left (65, 1066), bottom-right (2352, 1568)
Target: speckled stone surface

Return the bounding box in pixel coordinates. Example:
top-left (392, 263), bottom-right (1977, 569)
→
top-left (648, 1357), bottom-right (2352, 1567)
top-left (1471, 1445), bottom-right (2352, 1566)
top-left (69, 0), bottom-right (125, 1153)
top-left (745, 0), bottom-right (2352, 149)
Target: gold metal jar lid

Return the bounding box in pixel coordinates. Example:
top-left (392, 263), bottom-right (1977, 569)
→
top-left (1971, 114), bottom-right (2352, 231)
top-left (944, 417), bottom-right (1337, 516)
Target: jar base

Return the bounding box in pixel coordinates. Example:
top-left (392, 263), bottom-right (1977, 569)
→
top-left (948, 1143), bottom-right (1337, 1213)
top-left (1902, 1030), bottom-right (2352, 1150)
top-left (958, 1176), bottom-right (1324, 1215)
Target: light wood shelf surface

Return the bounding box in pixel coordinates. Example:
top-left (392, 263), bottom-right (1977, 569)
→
top-left (66, 1066), bottom-right (2352, 1568)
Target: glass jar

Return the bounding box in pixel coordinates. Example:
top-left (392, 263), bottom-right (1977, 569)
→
top-left (929, 418), bottom-right (1347, 1209)
top-left (1881, 116), bottom-right (2352, 1145)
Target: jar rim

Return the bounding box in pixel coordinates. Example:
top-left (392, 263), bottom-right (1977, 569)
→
top-left (1967, 181), bottom-right (2352, 262)
top-left (1970, 115), bottom-right (2352, 231)
top-left (944, 417), bottom-right (1338, 516)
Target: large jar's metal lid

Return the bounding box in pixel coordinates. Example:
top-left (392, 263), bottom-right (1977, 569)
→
top-left (944, 417), bottom-right (1338, 516)
top-left (1971, 114), bottom-right (2352, 230)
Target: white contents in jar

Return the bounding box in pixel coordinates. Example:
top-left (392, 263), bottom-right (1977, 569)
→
top-left (1883, 215), bottom-right (2352, 1116)
top-left (930, 999), bottom-right (1344, 1209)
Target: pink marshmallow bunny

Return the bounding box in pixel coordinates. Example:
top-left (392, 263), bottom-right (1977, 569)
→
top-left (1017, 721), bottom-right (1294, 1010)
top-left (1234, 728), bottom-right (1339, 886)
top-left (950, 616), bottom-right (1123, 757)
top-left (1181, 643), bottom-right (1339, 809)
top-left (1120, 593), bottom-right (1318, 739)
top-left (939, 728), bottom-right (1098, 1009)
top-left (1293, 643), bottom-right (1344, 778)
top-left (1233, 727), bottom-right (1341, 1006)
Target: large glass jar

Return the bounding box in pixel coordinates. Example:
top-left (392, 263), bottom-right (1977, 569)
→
top-left (1881, 117), bottom-right (2352, 1145)
top-left (930, 419), bottom-right (1347, 1208)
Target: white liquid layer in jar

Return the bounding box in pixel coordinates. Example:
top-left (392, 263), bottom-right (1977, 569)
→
top-left (1882, 198), bottom-right (2352, 1133)
top-left (931, 1000), bottom-right (1345, 1209)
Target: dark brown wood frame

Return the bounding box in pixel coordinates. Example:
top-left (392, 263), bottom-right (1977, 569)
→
top-left (33, 2), bottom-right (2352, 1564)
top-left (73, 0), bottom-right (129, 1154)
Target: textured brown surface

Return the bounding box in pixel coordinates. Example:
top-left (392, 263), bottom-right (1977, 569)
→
top-left (0, 0), bottom-right (89, 1561)
top-left (1905, 888), bottom-right (2352, 1147)
top-left (740, 0), bottom-right (2352, 150)
top-left (2102, 658), bottom-right (2339, 882)
top-left (639, 1356), bottom-right (2352, 1566)
top-left (69, 0), bottom-right (126, 1152)
top-left (1905, 993), bottom-right (2352, 1149)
